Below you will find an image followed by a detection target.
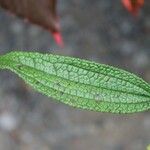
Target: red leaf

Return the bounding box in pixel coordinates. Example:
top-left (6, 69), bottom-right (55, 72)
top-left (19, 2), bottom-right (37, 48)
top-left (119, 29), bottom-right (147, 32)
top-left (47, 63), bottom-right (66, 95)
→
top-left (0, 0), bottom-right (64, 46)
top-left (122, 0), bottom-right (144, 16)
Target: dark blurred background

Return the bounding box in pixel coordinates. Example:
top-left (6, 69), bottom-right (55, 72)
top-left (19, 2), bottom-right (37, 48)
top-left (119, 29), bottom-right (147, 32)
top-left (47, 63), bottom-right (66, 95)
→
top-left (0, 0), bottom-right (150, 150)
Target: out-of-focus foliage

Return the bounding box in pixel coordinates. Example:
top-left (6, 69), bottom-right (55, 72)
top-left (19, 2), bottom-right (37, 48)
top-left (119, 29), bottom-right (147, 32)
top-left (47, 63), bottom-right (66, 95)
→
top-left (122, 0), bottom-right (144, 16)
top-left (0, 0), bottom-right (63, 46)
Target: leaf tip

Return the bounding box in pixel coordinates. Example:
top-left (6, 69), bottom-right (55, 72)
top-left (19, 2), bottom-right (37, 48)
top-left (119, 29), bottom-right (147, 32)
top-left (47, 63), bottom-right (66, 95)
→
top-left (52, 31), bottom-right (64, 48)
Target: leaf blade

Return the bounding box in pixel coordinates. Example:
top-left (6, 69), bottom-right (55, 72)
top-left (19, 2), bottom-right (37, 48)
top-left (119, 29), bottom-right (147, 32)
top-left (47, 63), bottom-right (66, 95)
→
top-left (0, 51), bottom-right (150, 113)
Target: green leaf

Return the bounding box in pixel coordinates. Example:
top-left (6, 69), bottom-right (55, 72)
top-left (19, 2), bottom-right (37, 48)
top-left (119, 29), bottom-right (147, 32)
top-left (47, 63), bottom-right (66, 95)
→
top-left (147, 145), bottom-right (150, 150)
top-left (0, 51), bottom-right (150, 113)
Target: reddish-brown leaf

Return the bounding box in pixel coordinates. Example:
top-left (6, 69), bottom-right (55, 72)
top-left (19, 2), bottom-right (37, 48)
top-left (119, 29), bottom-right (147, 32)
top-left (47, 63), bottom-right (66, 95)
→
top-left (122, 0), bottom-right (144, 16)
top-left (0, 0), bottom-right (64, 46)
